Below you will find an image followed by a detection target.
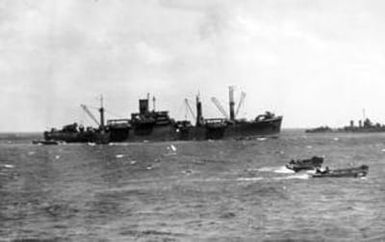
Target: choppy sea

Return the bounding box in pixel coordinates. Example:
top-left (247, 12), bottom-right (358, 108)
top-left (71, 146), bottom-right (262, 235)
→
top-left (1, 130), bottom-right (385, 241)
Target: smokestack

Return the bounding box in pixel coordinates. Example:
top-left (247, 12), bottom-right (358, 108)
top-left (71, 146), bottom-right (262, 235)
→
top-left (229, 86), bottom-right (235, 121)
top-left (139, 94), bottom-right (149, 114)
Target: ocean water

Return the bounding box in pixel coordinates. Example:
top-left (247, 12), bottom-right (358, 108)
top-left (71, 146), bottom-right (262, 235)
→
top-left (1, 130), bottom-right (385, 241)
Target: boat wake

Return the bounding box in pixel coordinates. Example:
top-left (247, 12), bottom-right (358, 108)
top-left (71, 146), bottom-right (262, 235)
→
top-left (274, 166), bottom-right (296, 174)
top-left (245, 165), bottom-right (314, 180)
top-left (273, 173), bottom-right (310, 180)
top-left (255, 166), bottom-right (295, 174)
top-left (237, 173), bottom-right (310, 182)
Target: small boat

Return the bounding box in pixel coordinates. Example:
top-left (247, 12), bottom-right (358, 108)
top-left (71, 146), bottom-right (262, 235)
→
top-left (32, 140), bottom-right (60, 145)
top-left (286, 156), bottom-right (324, 172)
top-left (312, 165), bottom-right (369, 178)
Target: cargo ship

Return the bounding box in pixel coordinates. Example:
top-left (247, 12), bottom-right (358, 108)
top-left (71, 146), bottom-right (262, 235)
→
top-left (43, 87), bottom-right (283, 143)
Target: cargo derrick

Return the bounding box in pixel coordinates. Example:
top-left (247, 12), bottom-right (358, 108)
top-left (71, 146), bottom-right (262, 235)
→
top-left (44, 96), bottom-right (110, 144)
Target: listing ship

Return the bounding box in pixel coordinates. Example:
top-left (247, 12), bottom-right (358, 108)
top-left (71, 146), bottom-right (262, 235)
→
top-left (43, 87), bottom-right (283, 143)
top-left (305, 118), bottom-right (385, 133)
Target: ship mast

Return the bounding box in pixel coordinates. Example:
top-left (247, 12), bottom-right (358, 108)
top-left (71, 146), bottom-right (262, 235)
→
top-left (99, 95), bottom-right (105, 130)
top-left (195, 94), bottom-right (203, 126)
top-left (229, 86), bottom-right (235, 121)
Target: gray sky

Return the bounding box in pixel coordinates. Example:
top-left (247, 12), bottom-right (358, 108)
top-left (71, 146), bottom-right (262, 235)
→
top-left (1, 0), bottom-right (385, 131)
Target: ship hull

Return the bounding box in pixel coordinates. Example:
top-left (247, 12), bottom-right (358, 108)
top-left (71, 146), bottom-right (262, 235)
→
top-left (44, 131), bottom-right (110, 144)
top-left (312, 165), bottom-right (369, 178)
top-left (222, 117), bottom-right (282, 138)
top-left (108, 116), bottom-right (282, 143)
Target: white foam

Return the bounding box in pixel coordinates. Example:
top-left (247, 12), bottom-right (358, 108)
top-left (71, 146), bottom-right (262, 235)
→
top-left (305, 169), bottom-right (317, 174)
top-left (182, 169), bottom-right (193, 175)
top-left (274, 166), bottom-right (295, 174)
top-left (237, 177), bottom-right (264, 182)
top-left (163, 152), bottom-right (176, 156)
top-left (255, 166), bottom-right (278, 172)
top-left (274, 173), bottom-right (310, 180)
top-left (115, 154), bottom-right (124, 158)
top-left (3, 164), bottom-right (14, 169)
top-left (109, 143), bottom-right (129, 146)
top-left (255, 166), bottom-right (295, 174)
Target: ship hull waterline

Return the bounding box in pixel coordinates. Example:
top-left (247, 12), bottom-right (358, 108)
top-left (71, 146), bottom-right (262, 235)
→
top-left (107, 116), bottom-right (283, 143)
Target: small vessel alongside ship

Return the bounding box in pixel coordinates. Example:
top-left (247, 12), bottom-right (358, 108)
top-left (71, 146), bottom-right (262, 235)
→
top-left (42, 87), bottom-right (283, 143)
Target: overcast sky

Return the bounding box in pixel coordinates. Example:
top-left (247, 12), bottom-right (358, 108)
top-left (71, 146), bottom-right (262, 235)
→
top-left (1, 0), bottom-right (385, 131)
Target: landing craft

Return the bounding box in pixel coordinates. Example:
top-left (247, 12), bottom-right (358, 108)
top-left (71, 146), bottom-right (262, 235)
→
top-left (312, 165), bottom-right (369, 178)
top-left (43, 87), bottom-right (283, 143)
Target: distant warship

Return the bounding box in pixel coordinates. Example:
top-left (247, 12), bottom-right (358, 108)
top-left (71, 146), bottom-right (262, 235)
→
top-left (305, 118), bottom-right (385, 133)
top-left (43, 87), bottom-right (283, 143)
